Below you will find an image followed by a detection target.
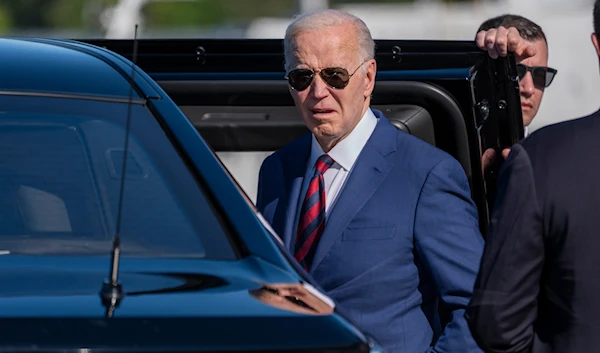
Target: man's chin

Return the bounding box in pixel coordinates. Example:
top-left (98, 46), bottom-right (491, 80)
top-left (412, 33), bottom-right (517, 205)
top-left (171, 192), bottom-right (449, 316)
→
top-left (311, 124), bottom-right (335, 137)
top-left (313, 131), bottom-right (336, 143)
top-left (312, 128), bottom-right (343, 149)
top-left (522, 114), bottom-right (535, 127)
top-left (520, 107), bottom-right (535, 127)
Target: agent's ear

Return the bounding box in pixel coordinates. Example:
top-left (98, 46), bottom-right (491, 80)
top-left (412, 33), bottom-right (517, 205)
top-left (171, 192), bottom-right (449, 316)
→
top-left (591, 33), bottom-right (600, 58)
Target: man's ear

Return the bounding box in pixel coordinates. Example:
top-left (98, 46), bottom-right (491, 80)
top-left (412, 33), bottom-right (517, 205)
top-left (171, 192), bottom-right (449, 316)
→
top-left (591, 33), bottom-right (600, 58)
top-left (363, 59), bottom-right (377, 98)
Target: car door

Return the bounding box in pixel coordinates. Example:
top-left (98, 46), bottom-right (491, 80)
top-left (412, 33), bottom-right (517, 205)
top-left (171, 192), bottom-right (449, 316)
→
top-left (77, 38), bottom-right (523, 237)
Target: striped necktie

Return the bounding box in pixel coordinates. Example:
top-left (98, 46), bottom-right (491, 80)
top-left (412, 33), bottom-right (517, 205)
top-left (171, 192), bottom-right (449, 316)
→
top-left (295, 154), bottom-right (335, 270)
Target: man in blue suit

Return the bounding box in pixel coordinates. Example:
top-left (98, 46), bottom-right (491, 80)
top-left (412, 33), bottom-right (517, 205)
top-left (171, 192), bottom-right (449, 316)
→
top-left (256, 9), bottom-right (484, 353)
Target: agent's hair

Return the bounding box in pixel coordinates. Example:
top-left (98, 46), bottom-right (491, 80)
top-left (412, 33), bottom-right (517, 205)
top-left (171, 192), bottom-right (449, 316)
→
top-left (477, 14), bottom-right (547, 44)
top-left (283, 9), bottom-right (375, 72)
top-left (594, 0), bottom-right (600, 35)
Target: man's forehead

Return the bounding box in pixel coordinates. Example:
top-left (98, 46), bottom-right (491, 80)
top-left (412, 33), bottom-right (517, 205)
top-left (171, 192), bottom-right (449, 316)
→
top-left (294, 26), bottom-right (356, 47)
top-left (290, 31), bottom-right (360, 68)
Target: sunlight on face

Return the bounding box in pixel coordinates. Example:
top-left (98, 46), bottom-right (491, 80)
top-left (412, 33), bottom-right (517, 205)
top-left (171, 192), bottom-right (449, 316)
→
top-left (288, 23), bottom-right (376, 151)
top-left (517, 39), bottom-right (549, 127)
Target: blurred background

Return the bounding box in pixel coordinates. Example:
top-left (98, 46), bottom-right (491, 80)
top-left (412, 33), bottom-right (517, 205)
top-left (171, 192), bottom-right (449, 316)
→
top-left (3, 0), bottom-right (598, 200)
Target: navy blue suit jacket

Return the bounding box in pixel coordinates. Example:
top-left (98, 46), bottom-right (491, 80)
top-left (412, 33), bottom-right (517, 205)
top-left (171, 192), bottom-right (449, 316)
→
top-left (466, 110), bottom-right (600, 353)
top-left (257, 109), bottom-right (484, 353)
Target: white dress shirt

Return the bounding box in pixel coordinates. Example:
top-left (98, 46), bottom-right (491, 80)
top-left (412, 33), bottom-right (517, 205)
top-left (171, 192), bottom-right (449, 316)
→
top-left (297, 108), bottom-right (378, 217)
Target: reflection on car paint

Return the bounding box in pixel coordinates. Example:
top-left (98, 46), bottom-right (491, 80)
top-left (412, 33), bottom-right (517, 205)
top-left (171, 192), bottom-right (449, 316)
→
top-left (256, 212), bottom-right (284, 245)
top-left (249, 282), bottom-right (335, 315)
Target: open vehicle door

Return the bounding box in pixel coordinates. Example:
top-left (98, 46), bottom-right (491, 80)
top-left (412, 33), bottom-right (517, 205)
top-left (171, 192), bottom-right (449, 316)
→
top-left (77, 38), bottom-right (523, 236)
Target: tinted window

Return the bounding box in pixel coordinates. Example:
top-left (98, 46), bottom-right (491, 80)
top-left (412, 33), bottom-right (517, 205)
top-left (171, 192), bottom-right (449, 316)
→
top-left (0, 95), bottom-right (235, 259)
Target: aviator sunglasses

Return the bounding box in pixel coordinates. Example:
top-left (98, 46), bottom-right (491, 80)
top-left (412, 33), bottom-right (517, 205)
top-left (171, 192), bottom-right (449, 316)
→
top-left (285, 60), bottom-right (368, 91)
top-left (516, 64), bottom-right (558, 88)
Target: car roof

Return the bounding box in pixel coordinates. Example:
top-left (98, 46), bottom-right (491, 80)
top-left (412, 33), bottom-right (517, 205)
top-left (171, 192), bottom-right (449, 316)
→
top-left (0, 37), bottom-right (160, 101)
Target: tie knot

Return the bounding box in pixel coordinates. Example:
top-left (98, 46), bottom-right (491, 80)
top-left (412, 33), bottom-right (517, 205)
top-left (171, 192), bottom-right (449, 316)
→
top-left (315, 154), bottom-right (334, 174)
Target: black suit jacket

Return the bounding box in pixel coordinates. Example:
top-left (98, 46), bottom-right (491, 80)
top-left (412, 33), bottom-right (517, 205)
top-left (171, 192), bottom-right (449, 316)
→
top-left (465, 109), bottom-right (600, 353)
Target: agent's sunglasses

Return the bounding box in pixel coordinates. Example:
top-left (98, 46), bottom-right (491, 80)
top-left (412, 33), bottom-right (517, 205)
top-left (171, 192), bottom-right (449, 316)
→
top-left (516, 64), bottom-right (558, 88)
top-left (285, 61), bottom-right (368, 92)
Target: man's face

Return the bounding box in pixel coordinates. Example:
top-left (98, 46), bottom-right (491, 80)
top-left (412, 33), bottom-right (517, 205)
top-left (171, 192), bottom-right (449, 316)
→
top-left (516, 39), bottom-right (549, 127)
top-left (287, 24), bottom-right (376, 151)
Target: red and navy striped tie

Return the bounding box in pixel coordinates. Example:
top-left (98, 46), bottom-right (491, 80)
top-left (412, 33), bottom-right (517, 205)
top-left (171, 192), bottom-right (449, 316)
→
top-left (295, 154), bottom-right (335, 270)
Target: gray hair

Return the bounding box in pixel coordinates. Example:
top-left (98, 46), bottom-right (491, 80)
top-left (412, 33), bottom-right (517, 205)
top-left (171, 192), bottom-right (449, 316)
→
top-left (283, 9), bottom-right (375, 72)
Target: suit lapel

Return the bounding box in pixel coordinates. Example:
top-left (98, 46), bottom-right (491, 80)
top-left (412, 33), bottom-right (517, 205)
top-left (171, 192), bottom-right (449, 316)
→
top-left (279, 134), bottom-right (311, 249)
top-left (310, 117), bottom-right (397, 273)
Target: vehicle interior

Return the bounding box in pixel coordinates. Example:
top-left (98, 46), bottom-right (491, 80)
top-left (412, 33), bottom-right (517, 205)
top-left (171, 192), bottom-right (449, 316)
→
top-left (80, 38), bottom-right (524, 236)
top-left (0, 96), bottom-right (239, 259)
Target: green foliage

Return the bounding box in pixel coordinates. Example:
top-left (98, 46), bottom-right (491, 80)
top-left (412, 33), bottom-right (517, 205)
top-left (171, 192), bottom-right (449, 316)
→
top-left (47, 0), bottom-right (87, 28)
top-left (0, 5), bottom-right (12, 34)
top-left (0, 0), bottom-right (54, 28)
top-left (0, 0), bottom-right (475, 31)
top-left (143, 0), bottom-right (296, 28)
top-left (0, 0), bottom-right (116, 29)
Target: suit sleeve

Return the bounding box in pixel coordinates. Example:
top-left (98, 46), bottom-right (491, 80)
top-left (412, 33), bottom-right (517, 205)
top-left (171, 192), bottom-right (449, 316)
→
top-left (413, 156), bottom-right (485, 353)
top-left (465, 144), bottom-right (544, 353)
top-left (256, 153), bottom-right (278, 212)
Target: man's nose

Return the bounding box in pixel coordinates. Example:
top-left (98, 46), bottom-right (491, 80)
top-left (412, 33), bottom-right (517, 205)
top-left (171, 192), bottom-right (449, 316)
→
top-left (520, 72), bottom-right (535, 97)
top-left (309, 73), bottom-right (329, 98)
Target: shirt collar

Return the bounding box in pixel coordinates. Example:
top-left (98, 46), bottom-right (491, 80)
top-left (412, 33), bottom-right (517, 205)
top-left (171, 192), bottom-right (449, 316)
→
top-left (309, 108), bottom-right (378, 171)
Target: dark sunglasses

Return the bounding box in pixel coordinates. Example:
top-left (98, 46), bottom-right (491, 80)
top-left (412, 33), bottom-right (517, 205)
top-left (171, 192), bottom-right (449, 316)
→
top-left (516, 64), bottom-right (558, 88)
top-left (285, 61), bottom-right (368, 91)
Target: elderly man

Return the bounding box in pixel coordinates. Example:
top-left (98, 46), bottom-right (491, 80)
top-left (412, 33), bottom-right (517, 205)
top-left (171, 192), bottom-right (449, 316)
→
top-left (476, 14), bottom-right (558, 169)
top-left (256, 9), bottom-right (484, 353)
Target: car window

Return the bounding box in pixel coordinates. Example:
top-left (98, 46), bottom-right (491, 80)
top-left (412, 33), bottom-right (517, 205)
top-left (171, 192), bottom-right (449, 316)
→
top-left (0, 95), bottom-right (235, 260)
